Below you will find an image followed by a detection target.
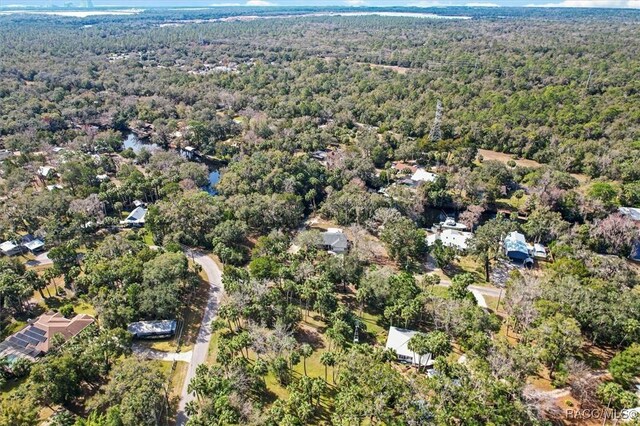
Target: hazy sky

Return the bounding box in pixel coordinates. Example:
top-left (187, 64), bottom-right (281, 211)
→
top-left (3, 0), bottom-right (639, 11)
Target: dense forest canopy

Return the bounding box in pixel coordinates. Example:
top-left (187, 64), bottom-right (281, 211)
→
top-left (1, 8), bottom-right (639, 180)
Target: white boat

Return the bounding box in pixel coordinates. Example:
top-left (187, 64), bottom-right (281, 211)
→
top-left (439, 217), bottom-right (468, 231)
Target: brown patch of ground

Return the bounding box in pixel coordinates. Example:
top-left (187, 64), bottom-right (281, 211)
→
top-left (295, 323), bottom-right (326, 350)
top-left (477, 149), bottom-right (590, 183)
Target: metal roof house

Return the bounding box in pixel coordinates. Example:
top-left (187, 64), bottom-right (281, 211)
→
top-left (37, 166), bottom-right (54, 178)
top-left (427, 229), bottom-right (473, 251)
top-left (0, 241), bottom-right (22, 256)
top-left (127, 320), bottom-right (177, 339)
top-left (411, 168), bottom-right (438, 184)
top-left (504, 231), bottom-right (531, 262)
top-left (21, 234), bottom-right (45, 253)
top-left (619, 207), bottom-right (640, 222)
top-left (320, 228), bottom-right (349, 254)
top-left (385, 326), bottom-right (433, 367)
top-left (121, 207), bottom-right (147, 227)
top-left (0, 312), bottom-right (94, 362)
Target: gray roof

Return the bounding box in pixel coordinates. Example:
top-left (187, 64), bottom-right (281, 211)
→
top-left (127, 320), bottom-right (177, 337)
top-left (0, 241), bottom-right (19, 253)
top-left (619, 207), bottom-right (640, 222)
top-left (124, 207), bottom-right (147, 223)
top-left (322, 231), bottom-right (348, 251)
top-left (23, 239), bottom-right (45, 252)
top-left (505, 231), bottom-right (529, 257)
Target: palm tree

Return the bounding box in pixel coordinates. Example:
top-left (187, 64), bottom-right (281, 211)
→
top-left (300, 343), bottom-right (313, 376)
top-left (407, 334), bottom-right (430, 372)
top-left (42, 268), bottom-right (59, 297)
top-left (320, 351), bottom-right (336, 383)
top-left (25, 270), bottom-right (48, 299)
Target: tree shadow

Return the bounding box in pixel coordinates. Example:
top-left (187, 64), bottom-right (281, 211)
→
top-left (294, 326), bottom-right (325, 350)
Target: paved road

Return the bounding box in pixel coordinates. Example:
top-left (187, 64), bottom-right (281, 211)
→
top-left (176, 250), bottom-right (223, 426)
top-left (469, 289), bottom-right (489, 308)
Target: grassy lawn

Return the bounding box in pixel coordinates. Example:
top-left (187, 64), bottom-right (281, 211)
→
top-left (0, 319), bottom-right (27, 340)
top-left (30, 278), bottom-right (97, 318)
top-left (484, 295), bottom-right (504, 313)
top-left (450, 255), bottom-right (487, 283)
top-left (148, 359), bottom-right (189, 423)
top-left (496, 194), bottom-right (529, 212)
top-left (205, 308), bottom-right (346, 423)
top-left (136, 339), bottom-right (180, 352)
top-left (0, 375), bottom-right (28, 402)
top-left (426, 284), bottom-right (450, 299)
top-left (139, 229), bottom-right (155, 246)
top-left (358, 311), bottom-right (386, 345)
top-left (74, 300), bottom-right (96, 316)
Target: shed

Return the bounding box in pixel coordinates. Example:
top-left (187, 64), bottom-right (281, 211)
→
top-left (631, 241), bottom-right (640, 263)
top-left (46, 184), bottom-right (64, 191)
top-left (532, 243), bottom-right (547, 259)
top-left (37, 166), bottom-right (54, 178)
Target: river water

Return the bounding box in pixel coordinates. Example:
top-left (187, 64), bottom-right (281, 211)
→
top-left (122, 133), bottom-right (220, 194)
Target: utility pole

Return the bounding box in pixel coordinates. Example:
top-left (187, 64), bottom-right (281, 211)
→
top-left (428, 99), bottom-right (443, 143)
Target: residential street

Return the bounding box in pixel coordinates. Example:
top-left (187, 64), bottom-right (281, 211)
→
top-left (176, 250), bottom-right (223, 426)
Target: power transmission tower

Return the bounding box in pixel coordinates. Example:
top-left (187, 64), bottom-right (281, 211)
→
top-left (585, 69), bottom-right (593, 91)
top-left (428, 99), bottom-right (443, 142)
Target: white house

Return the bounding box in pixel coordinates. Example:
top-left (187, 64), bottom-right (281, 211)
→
top-left (411, 168), bottom-right (438, 184)
top-left (0, 241), bottom-right (22, 256)
top-left (427, 229), bottom-right (473, 251)
top-left (385, 326), bottom-right (433, 367)
top-left (37, 166), bottom-right (54, 179)
top-left (22, 237), bottom-right (45, 254)
top-left (121, 207), bottom-right (147, 227)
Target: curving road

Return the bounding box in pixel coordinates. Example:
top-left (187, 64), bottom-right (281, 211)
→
top-left (176, 250), bottom-right (223, 426)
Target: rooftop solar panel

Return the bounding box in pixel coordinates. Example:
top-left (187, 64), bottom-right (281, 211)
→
top-left (20, 334), bottom-right (41, 346)
top-left (23, 328), bottom-right (46, 342)
top-left (30, 326), bottom-right (46, 335)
